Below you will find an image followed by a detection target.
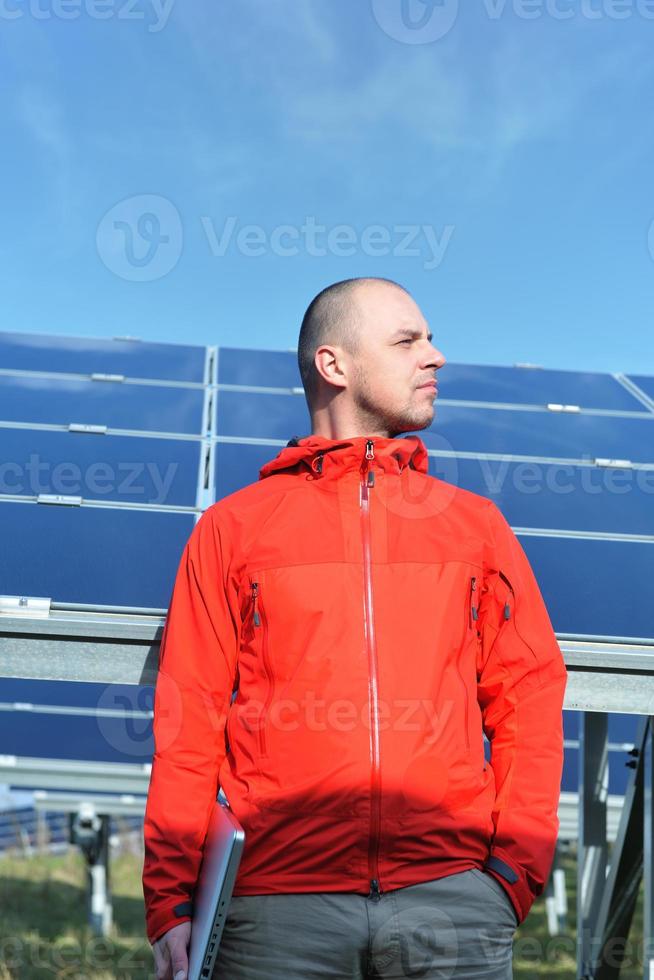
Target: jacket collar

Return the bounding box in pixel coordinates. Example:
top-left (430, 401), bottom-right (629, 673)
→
top-left (259, 433), bottom-right (429, 482)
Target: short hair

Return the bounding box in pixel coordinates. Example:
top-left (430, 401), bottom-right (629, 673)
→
top-left (297, 277), bottom-right (407, 409)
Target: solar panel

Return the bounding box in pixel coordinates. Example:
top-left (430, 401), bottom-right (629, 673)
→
top-left (214, 441), bottom-right (271, 499)
top-left (439, 457), bottom-right (654, 536)
top-left (0, 375), bottom-right (206, 434)
top-left (218, 347), bottom-right (301, 388)
top-left (430, 362), bottom-right (645, 412)
top-left (215, 389), bottom-right (308, 437)
top-left (216, 349), bottom-right (648, 414)
top-left (0, 501), bottom-right (194, 607)
top-left (218, 347), bottom-right (643, 412)
top-left (214, 389), bottom-right (654, 465)
top-left (516, 534), bottom-right (652, 641)
top-left (0, 331), bottom-right (206, 382)
top-left (420, 406), bottom-right (654, 464)
top-left (0, 428), bottom-right (201, 506)
top-left (626, 374), bottom-right (654, 404)
top-left (0, 330), bottom-right (208, 622)
top-left (2, 338), bottom-right (651, 630)
top-left (0, 678), bottom-right (154, 762)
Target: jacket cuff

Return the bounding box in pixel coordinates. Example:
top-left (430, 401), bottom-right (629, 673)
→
top-left (483, 849), bottom-right (532, 926)
top-left (146, 900), bottom-right (194, 946)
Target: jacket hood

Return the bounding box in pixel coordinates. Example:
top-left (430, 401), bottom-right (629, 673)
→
top-left (258, 433), bottom-right (429, 482)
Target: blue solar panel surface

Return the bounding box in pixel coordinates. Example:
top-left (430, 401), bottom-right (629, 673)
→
top-left (436, 457), bottom-right (654, 537)
top-left (215, 389), bottom-right (308, 437)
top-left (0, 428), bottom-right (200, 506)
top-left (433, 363), bottom-right (646, 411)
top-left (0, 375), bottom-right (205, 434)
top-left (215, 389), bottom-right (654, 464)
top-left (214, 442), bottom-right (268, 499)
top-left (0, 502), bottom-right (194, 607)
top-left (518, 535), bottom-right (652, 640)
top-left (420, 407), bottom-right (654, 464)
top-left (0, 331), bottom-right (206, 382)
top-left (627, 374), bottom-right (654, 404)
top-left (1, 337), bottom-right (652, 627)
top-left (218, 347), bottom-right (301, 388)
top-left (217, 348), bottom-right (648, 413)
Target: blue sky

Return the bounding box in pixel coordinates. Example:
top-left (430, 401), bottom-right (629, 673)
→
top-left (2, 0), bottom-right (654, 375)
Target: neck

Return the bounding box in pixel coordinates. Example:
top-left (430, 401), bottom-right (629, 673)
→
top-left (309, 409), bottom-right (393, 441)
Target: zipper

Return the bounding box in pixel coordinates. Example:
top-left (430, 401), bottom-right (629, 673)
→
top-left (499, 570), bottom-right (513, 621)
top-left (251, 579), bottom-right (273, 757)
top-left (361, 439), bottom-right (382, 902)
top-left (453, 574), bottom-right (476, 754)
top-left (251, 580), bottom-right (261, 626)
top-left (469, 575), bottom-right (478, 629)
top-left (497, 568), bottom-right (541, 668)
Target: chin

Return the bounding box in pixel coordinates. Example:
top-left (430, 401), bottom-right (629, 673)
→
top-left (392, 415), bottom-right (432, 437)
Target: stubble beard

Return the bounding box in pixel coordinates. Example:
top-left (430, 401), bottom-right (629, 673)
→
top-left (351, 363), bottom-right (434, 437)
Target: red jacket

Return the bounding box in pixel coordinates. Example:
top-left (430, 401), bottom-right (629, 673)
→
top-left (142, 433), bottom-right (567, 944)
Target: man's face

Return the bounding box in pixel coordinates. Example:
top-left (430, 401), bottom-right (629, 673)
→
top-left (347, 284), bottom-right (446, 437)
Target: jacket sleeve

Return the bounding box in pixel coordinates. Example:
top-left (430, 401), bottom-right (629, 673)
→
top-left (142, 507), bottom-right (241, 945)
top-left (476, 500), bottom-right (567, 926)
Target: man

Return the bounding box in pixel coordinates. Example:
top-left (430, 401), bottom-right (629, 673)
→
top-left (143, 277), bottom-right (567, 979)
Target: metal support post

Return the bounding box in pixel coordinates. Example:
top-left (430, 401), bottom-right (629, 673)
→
top-left (578, 712), bottom-right (609, 978)
top-left (69, 804), bottom-right (113, 935)
top-left (643, 717), bottom-right (654, 980)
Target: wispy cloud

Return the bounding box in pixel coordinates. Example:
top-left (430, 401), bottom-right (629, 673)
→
top-left (16, 85), bottom-right (68, 152)
top-left (171, 1), bottom-right (648, 201)
top-left (13, 84), bottom-right (75, 231)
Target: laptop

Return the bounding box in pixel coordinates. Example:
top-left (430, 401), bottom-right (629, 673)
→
top-left (187, 796), bottom-right (245, 980)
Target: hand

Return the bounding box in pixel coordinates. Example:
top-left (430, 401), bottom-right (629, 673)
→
top-left (152, 921), bottom-right (191, 980)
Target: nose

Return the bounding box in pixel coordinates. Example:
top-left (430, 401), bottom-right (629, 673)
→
top-left (423, 341), bottom-right (446, 371)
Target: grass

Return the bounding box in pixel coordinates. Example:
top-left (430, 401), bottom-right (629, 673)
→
top-left (0, 846), bottom-right (153, 979)
top-left (0, 841), bottom-right (646, 978)
top-left (512, 842), bottom-right (645, 980)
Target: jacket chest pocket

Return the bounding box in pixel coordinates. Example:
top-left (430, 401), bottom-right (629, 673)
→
top-left (248, 576), bottom-right (275, 759)
top-left (245, 570), bottom-right (332, 759)
top-left (454, 573), bottom-right (483, 755)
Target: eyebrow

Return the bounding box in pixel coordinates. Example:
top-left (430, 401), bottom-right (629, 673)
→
top-left (392, 327), bottom-right (433, 343)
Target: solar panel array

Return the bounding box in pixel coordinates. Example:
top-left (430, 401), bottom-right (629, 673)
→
top-left (1, 329), bottom-right (653, 793)
top-left (0, 331), bottom-right (209, 610)
top-left (1, 329), bottom-right (653, 625)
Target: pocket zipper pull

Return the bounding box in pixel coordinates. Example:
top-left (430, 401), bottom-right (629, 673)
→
top-left (252, 582), bottom-right (261, 626)
top-left (498, 571), bottom-right (514, 620)
top-left (470, 576), bottom-right (478, 624)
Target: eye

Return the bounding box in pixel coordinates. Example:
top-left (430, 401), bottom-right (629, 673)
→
top-left (398, 339), bottom-right (413, 345)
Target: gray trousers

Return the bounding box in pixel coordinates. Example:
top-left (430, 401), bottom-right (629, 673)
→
top-left (212, 868), bottom-right (519, 979)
